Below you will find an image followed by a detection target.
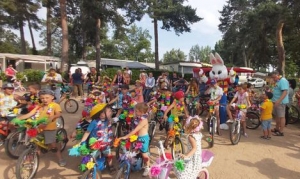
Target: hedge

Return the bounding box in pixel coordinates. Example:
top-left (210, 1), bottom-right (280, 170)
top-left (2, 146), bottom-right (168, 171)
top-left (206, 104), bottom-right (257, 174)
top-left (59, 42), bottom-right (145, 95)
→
top-left (0, 69), bottom-right (44, 83)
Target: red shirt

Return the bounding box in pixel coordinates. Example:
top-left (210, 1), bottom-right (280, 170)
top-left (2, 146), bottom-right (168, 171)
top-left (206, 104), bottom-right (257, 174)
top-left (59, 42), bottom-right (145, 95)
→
top-left (5, 67), bottom-right (15, 76)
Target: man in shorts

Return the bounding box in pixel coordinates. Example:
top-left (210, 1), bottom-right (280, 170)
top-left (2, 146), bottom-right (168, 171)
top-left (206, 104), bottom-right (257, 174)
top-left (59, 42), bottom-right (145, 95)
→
top-left (271, 71), bottom-right (289, 136)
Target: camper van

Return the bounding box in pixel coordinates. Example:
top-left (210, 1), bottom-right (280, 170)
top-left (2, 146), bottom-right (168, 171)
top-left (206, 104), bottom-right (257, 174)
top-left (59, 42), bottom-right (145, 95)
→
top-left (70, 61), bottom-right (90, 78)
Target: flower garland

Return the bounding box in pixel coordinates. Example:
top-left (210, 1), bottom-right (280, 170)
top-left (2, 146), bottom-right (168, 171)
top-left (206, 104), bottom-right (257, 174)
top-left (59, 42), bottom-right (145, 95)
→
top-left (175, 100), bottom-right (184, 112)
top-left (160, 93), bottom-right (171, 107)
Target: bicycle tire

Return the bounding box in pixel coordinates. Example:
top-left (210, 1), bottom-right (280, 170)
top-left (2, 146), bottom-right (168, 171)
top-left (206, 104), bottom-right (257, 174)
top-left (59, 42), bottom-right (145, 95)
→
top-left (64, 99), bottom-right (79, 114)
top-left (5, 130), bottom-right (26, 159)
top-left (288, 105), bottom-right (300, 124)
top-left (16, 148), bottom-right (39, 179)
top-left (246, 111), bottom-right (261, 130)
top-left (80, 168), bottom-right (101, 179)
top-left (56, 128), bottom-right (68, 152)
top-left (171, 136), bottom-right (185, 159)
top-left (229, 121), bottom-right (241, 145)
top-left (148, 122), bottom-right (156, 144)
top-left (56, 116), bottom-right (65, 129)
top-left (115, 162), bottom-right (131, 179)
top-left (198, 168), bottom-right (209, 179)
top-left (198, 102), bottom-right (205, 116)
top-left (208, 116), bottom-right (216, 148)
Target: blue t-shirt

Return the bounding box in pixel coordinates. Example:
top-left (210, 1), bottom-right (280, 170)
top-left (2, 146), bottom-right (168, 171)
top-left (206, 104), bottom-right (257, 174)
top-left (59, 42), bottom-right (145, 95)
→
top-left (72, 73), bottom-right (83, 84)
top-left (272, 77), bottom-right (289, 104)
top-left (87, 119), bottom-right (113, 142)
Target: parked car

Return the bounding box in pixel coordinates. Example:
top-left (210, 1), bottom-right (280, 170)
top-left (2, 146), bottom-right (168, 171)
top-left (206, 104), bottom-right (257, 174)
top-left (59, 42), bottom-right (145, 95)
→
top-left (248, 78), bottom-right (266, 88)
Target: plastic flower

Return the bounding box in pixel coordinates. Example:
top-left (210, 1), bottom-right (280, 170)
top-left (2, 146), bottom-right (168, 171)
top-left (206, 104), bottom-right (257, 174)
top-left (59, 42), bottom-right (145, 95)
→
top-left (168, 130), bottom-right (175, 137)
top-left (174, 117), bottom-right (179, 123)
top-left (174, 160), bottom-right (185, 172)
top-left (113, 138), bottom-right (121, 148)
top-left (129, 135), bottom-right (138, 142)
top-left (68, 146), bottom-right (80, 156)
top-left (86, 161), bottom-right (95, 170)
top-left (79, 164), bottom-right (87, 172)
top-left (173, 125), bottom-right (179, 131)
top-left (26, 128), bottom-right (38, 137)
top-left (88, 137), bottom-right (97, 146)
top-left (150, 166), bottom-right (161, 177)
top-left (135, 142), bottom-right (143, 150)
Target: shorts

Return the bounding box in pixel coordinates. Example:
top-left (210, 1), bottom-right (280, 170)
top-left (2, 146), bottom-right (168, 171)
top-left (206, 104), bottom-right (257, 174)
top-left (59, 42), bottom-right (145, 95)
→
top-left (261, 119), bottom-right (272, 130)
top-left (273, 104), bottom-right (286, 118)
top-left (44, 130), bottom-right (57, 144)
top-left (138, 134), bottom-right (150, 153)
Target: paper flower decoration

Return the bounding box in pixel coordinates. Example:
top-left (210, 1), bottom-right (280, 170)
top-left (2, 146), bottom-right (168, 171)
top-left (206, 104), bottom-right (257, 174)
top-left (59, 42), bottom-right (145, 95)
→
top-left (113, 138), bottom-right (121, 148)
top-left (26, 128), bottom-right (38, 137)
top-left (79, 164), bottom-right (87, 172)
top-left (125, 141), bottom-right (131, 150)
top-left (150, 166), bottom-right (161, 177)
top-left (174, 117), bottom-right (179, 123)
top-left (119, 114), bottom-right (126, 120)
top-left (129, 135), bottom-right (138, 142)
top-left (168, 130), bottom-right (175, 137)
top-left (135, 142), bottom-right (143, 150)
top-left (68, 146), bottom-right (80, 156)
top-left (90, 141), bottom-right (102, 150)
top-left (81, 155), bottom-right (91, 164)
top-left (173, 125), bottom-right (179, 131)
top-left (79, 145), bottom-right (90, 155)
top-left (174, 160), bottom-right (185, 172)
top-left (86, 161), bottom-right (95, 170)
top-left (88, 137), bottom-right (97, 146)
top-left (168, 116), bottom-right (174, 123)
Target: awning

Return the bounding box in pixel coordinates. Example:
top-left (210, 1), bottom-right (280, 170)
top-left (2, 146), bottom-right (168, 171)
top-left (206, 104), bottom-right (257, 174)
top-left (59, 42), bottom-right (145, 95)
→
top-left (122, 61), bottom-right (151, 69)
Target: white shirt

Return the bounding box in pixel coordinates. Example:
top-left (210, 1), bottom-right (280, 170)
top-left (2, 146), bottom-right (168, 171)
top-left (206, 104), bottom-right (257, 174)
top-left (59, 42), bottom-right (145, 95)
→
top-left (41, 73), bottom-right (63, 83)
top-left (127, 70), bottom-right (132, 76)
top-left (0, 93), bottom-right (17, 116)
top-left (208, 86), bottom-right (223, 100)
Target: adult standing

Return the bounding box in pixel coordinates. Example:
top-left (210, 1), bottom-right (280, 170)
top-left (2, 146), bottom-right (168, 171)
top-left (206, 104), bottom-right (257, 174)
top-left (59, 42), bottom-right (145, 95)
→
top-left (143, 72), bottom-right (155, 102)
top-left (41, 68), bottom-right (63, 103)
top-left (71, 69), bottom-right (84, 100)
top-left (271, 71), bottom-right (289, 136)
top-left (5, 64), bottom-right (17, 83)
top-left (85, 67), bottom-right (100, 94)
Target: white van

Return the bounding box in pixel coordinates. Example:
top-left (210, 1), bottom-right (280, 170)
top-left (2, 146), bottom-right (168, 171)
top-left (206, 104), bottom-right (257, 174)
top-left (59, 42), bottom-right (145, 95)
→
top-left (70, 61), bottom-right (90, 78)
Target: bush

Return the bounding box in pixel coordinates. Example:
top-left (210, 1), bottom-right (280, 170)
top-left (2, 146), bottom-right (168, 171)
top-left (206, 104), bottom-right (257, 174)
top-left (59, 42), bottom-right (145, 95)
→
top-left (23, 69), bottom-right (44, 82)
top-left (0, 73), bottom-right (7, 81)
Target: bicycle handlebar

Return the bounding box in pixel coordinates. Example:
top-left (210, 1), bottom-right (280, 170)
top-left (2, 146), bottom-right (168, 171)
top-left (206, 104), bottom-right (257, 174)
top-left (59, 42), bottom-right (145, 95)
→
top-left (11, 117), bottom-right (48, 127)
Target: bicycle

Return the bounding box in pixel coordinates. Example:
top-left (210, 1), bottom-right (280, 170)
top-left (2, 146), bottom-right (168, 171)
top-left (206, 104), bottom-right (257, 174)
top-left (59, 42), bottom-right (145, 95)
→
top-left (0, 113), bottom-right (17, 146)
top-left (287, 104), bottom-right (300, 124)
top-left (114, 138), bottom-right (145, 179)
top-left (150, 140), bottom-right (214, 179)
top-left (59, 83), bottom-right (79, 114)
top-left (229, 104), bottom-right (247, 145)
top-left (185, 94), bottom-right (200, 116)
top-left (198, 95), bottom-right (210, 116)
top-left (246, 100), bottom-right (262, 129)
top-left (206, 101), bottom-right (217, 148)
top-left (15, 118), bottom-right (68, 179)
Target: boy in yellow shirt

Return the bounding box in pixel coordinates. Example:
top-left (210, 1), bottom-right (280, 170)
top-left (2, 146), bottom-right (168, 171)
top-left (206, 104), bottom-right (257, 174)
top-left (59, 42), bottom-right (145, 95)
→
top-left (260, 91), bottom-right (273, 140)
top-left (18, 89), bottom-right (66, 166)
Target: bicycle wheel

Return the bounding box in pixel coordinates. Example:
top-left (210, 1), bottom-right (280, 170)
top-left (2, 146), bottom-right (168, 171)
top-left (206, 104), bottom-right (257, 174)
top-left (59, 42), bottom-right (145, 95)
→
top-left (5, 130), bottom-right (27, 159)
top-left (229, 121), bottom-right (241, 145)
top-left (148, 122), bottom-right (156, 144)
top-left (246, 111), bottom-right (261, 129)
top-left (80, 168), bottom-right (101, 179)
top-left (16, 148), bottom-right (39, 179)
top-left (288, 105), bottom-right (300, 124)
top-left (208, 116), bottom-right (216, 148)
top-left (56, 128), bottom-right (68, 152)
top-left (115, 162), bottom-right (131, 179)
top-left (198, 168), bottom-right (209, 179)
top-left (64, 99), bottom-right (79, 114)
top-left (198, 102), bottom-right (205, 116)
top-left (171, 136), bottom-right (185, 159)
top-left (56, 116), bottom-right (65, 129)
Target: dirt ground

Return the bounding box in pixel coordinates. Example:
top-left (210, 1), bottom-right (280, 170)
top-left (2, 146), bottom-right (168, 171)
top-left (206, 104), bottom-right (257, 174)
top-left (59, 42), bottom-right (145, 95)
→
top-left (1, 102), bottom-right (300, 179)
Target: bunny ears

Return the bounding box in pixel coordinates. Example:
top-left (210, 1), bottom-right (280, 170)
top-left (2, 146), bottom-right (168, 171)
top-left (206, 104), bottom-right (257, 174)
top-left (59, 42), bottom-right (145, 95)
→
top-left (186, 115), bottom-right (203, 133)
top-left (210, 53), bottom-right (224, 66)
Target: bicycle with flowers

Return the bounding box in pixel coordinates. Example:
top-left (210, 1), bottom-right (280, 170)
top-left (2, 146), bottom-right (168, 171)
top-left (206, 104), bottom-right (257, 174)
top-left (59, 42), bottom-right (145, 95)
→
top-left (229, 104), bottom-right (248, 145)
top-left (59, 83), bottom-right (79, 114)
top-left (13, 118), bottom-right (68, 179)
top-left (149, 140), bottom-right (214, 179)
top-left (206, 101), bottom-right (217, 148)
top-left (113, 137), bottom-right (145, 179)
top-left (68, 137), bottom-right (113, 179)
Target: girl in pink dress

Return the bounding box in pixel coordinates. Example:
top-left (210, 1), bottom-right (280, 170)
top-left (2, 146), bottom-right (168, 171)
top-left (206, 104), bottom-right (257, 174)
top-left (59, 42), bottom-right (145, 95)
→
top-left (134, 80), bottom-right (144, 103)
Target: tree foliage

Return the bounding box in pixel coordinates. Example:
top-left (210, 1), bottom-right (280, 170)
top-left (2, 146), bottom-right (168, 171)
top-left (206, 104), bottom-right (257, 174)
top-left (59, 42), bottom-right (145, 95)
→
top-left (162, 48), bottom-right (186, 63)
top-left (189, 45), bottom-right (212, 63)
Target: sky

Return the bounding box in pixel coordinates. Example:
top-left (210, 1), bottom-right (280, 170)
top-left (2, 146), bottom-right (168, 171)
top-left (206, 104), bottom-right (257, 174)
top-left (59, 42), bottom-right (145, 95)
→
top-left (18, 0), bottom-right (226, 60)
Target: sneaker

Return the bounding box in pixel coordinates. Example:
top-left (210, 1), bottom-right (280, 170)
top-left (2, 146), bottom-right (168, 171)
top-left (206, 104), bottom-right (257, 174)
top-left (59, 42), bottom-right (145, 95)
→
top-left (142, 167), bottom-right (150, 177)
top-left (243, 133), bottom-right (248, 138)
top-left (226, 119), bottom-right (234, 123)
top-left (58, 159), bottom-right (67, 167)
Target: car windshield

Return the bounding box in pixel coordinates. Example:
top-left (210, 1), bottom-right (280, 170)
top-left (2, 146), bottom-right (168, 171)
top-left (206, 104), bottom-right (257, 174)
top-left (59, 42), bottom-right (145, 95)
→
top-left (248, 79), bottom-right (257, 82)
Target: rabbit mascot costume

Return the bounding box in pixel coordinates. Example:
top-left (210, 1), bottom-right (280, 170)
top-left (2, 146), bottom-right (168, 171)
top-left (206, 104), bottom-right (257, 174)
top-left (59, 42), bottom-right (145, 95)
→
top-left (199, 53), bottom-right (236, 124)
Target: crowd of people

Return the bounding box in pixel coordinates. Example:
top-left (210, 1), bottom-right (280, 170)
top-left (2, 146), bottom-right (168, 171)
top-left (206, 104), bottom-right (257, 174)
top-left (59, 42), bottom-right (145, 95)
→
top-left (0, 64), bottom-right (300, 178)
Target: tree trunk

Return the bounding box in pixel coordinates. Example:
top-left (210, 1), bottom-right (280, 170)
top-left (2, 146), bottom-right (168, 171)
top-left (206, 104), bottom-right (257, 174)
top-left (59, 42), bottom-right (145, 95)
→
top-left (82, 32), bottom-right (87, 61)
top-left (154, 18), bottom-right (159, 70)
top-left (19, 20), bottom-right (27, 54)
top-left (60, 0), bottom-right (69, 71)
top-left (95, 18), bottom-right (101, 72)
top-left (46, 0), bottom-right (52, 56)
top-left (27, 18), bottom-right (37, 55)
top-left (276, 20), bottom-right (285, 76)
top-left (242, 46), bottom-right (247, 67)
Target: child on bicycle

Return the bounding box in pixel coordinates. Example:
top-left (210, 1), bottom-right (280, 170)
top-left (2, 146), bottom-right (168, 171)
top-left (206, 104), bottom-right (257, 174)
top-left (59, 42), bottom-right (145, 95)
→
top-left (175, 116), bottom-right (203, 179)
top-left (17, 89), bottom-right (66, 167)
top-left (185, 77), bottom-right (200, 113)
top-left (80, 103), bottom-right (116, 173)
top-left (260, 91), bottom-right (273, 139)
top-left (16, 83), bottom-right (41, 114)
top-left (227, 84), bottom-right (251, 137)
top-left (119, 103), bottom-right (150, 177)
top-left (204, 79), bottom-right (223, 135)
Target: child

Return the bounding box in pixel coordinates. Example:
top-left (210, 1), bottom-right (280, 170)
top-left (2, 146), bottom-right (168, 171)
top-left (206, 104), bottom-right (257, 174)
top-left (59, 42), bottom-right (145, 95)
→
top-left (260, 92), bottom-right (273, 139)
top-left (18, 83), bottom-right (41, 114)
top-left (134, 80), bottom-right (144, 103)
top-left (17, 89), bottom-right (66, 167)
top-left (175, 116), bottom-right (203, 179)
top-left (80, 103), bottom-right (116, 172)
top-left (119, 103), bottom-right (150, 177)
top-left (205, 79), bottom-right (223, 135)
top-left (227, 84), bottom-right (251, 137)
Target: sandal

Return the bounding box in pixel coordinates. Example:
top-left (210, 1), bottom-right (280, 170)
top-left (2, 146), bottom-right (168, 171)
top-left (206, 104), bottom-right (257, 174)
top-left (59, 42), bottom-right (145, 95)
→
top-left (260, 136), bottom-right (268, 140)
top-left (271, 128), bottom-right (279, 133)
top-left (273, 131), bottom-right (284, 136)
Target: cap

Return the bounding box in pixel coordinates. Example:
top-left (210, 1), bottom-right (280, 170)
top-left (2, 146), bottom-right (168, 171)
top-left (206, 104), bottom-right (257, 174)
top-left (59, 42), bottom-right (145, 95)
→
top-left (2, 83), bottom-right (14, 89)
top-left (210, 79), bottom-right (217, 85)
top-left (265, 91), bottom-right (273, 99)
top-left (121, 84), bottom-right (129, 90)
top-left (174, 91), bottom-right (185, 100)
top-left (39, 89), bottom-right (55, 96)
